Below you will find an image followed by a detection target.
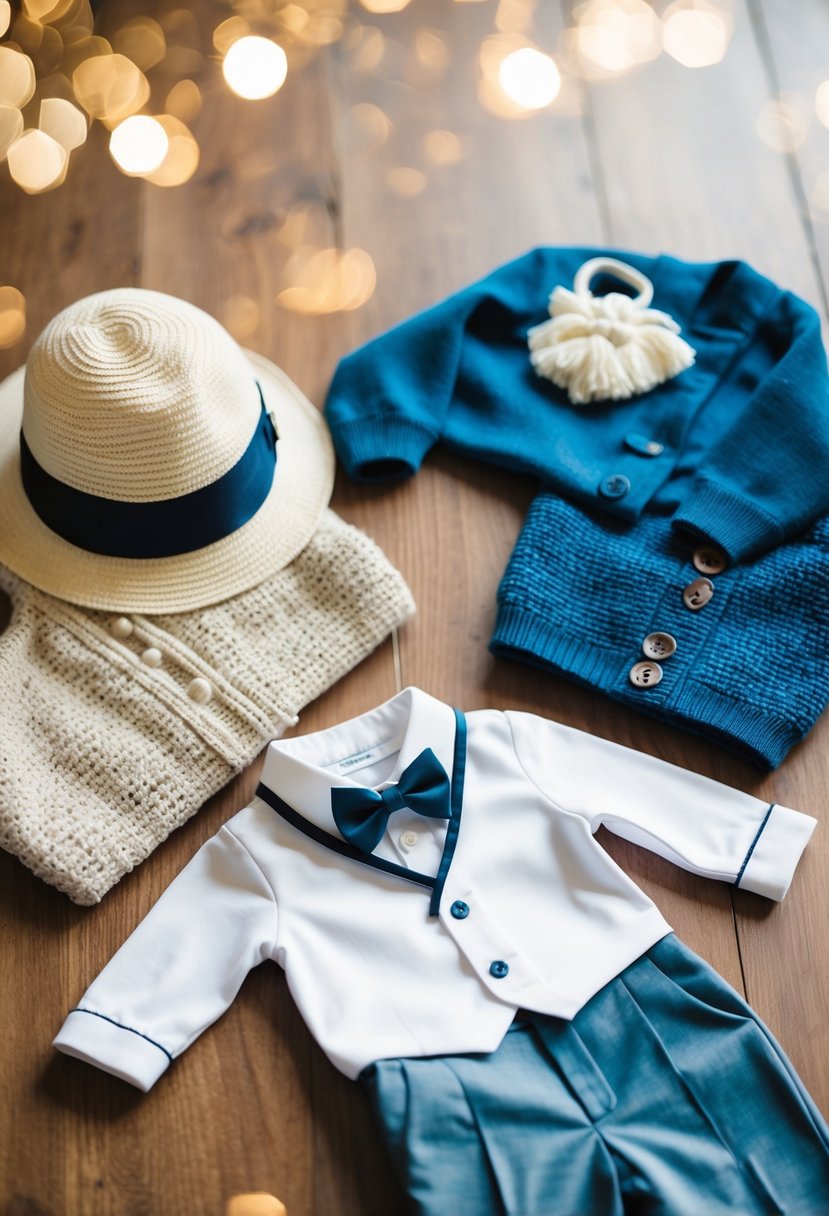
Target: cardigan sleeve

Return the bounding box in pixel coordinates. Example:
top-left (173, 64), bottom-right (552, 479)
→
top-left (506, 711), bottom-right (816, 901)
top-left (323, 248), bottom-right (585, 483)
top-left (672, 291), bottom-right (829, 562)
top-left (52, 820), bottom-right (278, 1090)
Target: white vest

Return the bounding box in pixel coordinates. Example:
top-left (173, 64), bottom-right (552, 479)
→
top-left (54, 688), bottom-right (815, 1086)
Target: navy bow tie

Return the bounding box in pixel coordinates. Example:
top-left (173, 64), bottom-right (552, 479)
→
top-left (331, 748), bottom-right (452, 854)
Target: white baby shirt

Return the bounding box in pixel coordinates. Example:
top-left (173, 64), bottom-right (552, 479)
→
top-left (54, 687), bottom-right (816, 1086)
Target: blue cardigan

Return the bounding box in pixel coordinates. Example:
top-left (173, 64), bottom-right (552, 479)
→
top-left (325, 249), bottom-right (829, 766)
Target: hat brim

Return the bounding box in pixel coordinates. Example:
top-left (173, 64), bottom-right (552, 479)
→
top-left (0, 350), bottom-right (335, 613)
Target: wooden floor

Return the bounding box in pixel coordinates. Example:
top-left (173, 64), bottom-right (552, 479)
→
top-left (2, 1), bottom-right (829, 1213)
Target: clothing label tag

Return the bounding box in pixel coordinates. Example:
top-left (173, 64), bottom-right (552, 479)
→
top-left (328, 732), bottom-right (404, 777)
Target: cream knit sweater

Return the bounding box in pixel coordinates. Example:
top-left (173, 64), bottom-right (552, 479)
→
top-left (0, 509), bottom-right (414, 905)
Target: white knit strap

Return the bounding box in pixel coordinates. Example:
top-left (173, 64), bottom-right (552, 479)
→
top-left (573, 257), bottom-right (654, 307)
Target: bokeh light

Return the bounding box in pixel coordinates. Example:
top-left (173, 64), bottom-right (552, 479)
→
top-left (0, 286), bottom-right (26, 348)
top-left (387, 166), bottom-right (427, 196)
top-left (60, 34), bottom-right (112, 81)
top-left (359, 0), bottom-right (412, 11)
top-left (109, 114), bottom-right (169, 175)
top-left (755, 97), bottom-right (809, 153)
top-left (424, 129), bottom-right (463, 165)
top-left (39, 97), bottom-right (87, 151)
top-left (144, 114), bottom-right (199, 187)
top-left (7, 129), bottom-right (68, 193)
top-left (815, 81), bottom-right (829, 131)
top-left (72, 53), bottom-right (150, 125)
top-left (221, 295), bottom-right (261, 342)
top-left (213, 16), bottom-right (250, 56)
top-left (345, 25), bottom-right (386, 73)
top-left (496, 0), bottom-right (537, 34)
top-left (277, 247), bottom-right (377, 314)
top-left (498, 47), bottom-right (561, 110)
top-left (0, 106), bottom-right (24, 160)
top-left (415, 29), bottom-right (449, 72)
top-left (222, 36), bottom-right (288, 100)
top-left (0, 47), bottom-right (36, 108)
top-left (21, 0), bottom-right (64, 18)
top-left (808, 170), bottom-right (829, 217)
top-left (166, 78), bottom-right (202, 123)
top-left (0, 2), bottom-right (10, 39)
top-left (348, 102), bottom-right (391, 148)
top-left (662, 1), bottom-right (731, 69)
top-left (112, 17), bottom-right (166, 72)
top-left (574, 0), bottom-right (661, 75)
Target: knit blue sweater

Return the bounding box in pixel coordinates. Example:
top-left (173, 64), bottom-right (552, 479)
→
top-left (325, 249), bottom-right (829, 766)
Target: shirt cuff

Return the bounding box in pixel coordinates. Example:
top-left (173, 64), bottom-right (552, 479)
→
top-left (672, 479), bottom-right (785, 563)
top-left (328, 416), bottom-right (438, 482)
top-left (53, 1009), bottom-right (172, 1091)
top-left (737, 804), bottom-right (817, 901)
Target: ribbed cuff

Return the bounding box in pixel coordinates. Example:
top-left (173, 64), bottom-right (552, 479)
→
top-left (672, 480), bottom-right (785, 563)
top-left (737, 805), bottom-right (817, 901)
top-left (491, 603), bottom-right (808, 769)
top-left (53, 1008), bottom-right (171, 1091)
top-left (329, 416), bottom-right (438, 483)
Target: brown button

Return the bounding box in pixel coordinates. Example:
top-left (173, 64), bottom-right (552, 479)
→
top-left (629, 660), bottom-right (663, 688)
top-left (682, 577), bottom-right (714, 611)
top-left (693, 545), bottom-right (727, 575)
top-left (642, 632), bottom-right (677, 659)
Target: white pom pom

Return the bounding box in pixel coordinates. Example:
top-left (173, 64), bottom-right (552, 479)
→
top-left (528, 257), bottom-right (696, 405)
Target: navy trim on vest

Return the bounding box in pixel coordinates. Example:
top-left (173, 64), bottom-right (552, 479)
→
top-left (429, 708), bottom-right (467, 917)
top-left (735, 803), bottom-right (774, 887)
top-left (19, 383), bottom-right (277, 559)
top-left (255, 709), bottom-right (468, 902)
top-left (255, 782), bottom-right (437, 890)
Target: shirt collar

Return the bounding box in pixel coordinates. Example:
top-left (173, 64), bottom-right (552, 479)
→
top-left (260, 687), bottom-right (458, 839)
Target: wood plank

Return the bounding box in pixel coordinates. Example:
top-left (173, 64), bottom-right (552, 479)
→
top-left (578, 0), bottom-right (829, 1113)
top-left (2, 0), bottom-right (828, 1212)
top-left (330, 0), bottom-right (746, 1009)
top-left (740, 0), bottom-right (829, 1111)
top-left (754, 0), bottom-right (829, 311)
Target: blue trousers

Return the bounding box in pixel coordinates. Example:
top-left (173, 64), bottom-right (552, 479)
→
top-left (362, 935), bottom-right (829, 1215)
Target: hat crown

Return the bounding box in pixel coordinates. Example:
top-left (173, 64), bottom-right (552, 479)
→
top-left (22, 288), bottom-right (261, 502)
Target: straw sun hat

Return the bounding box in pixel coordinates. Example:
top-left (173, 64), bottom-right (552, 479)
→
top-left (0, 288), bottom-right (334, 613)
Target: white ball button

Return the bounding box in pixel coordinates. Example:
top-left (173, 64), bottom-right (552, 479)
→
top-left (399, 830), bottom-right (419, 849)
top-left (110, 616), bottom-right (134, 639)
top-left (140, 647), bottom-right (163, 668)
top-left (187, 677), bottom-right (213, 704)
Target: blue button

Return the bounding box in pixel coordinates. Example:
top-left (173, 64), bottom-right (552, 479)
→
top-left (624, 432), bottom-right (663, 457)
top-left (489, 960), bottom-right (509, 979)
top-left (599, 474), bottom-right (630, 500)
top-left (451, 900), bottom-right (469, 920)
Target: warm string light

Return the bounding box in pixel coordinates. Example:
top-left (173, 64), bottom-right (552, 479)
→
top-left (0, 286), bottom-right (25, 349)
top-left (221, 35), bottom-right (288, 100)
top-left (277, 247), bottom-right (377, 314)
top-left (661, 0), bottom-right (731, 68)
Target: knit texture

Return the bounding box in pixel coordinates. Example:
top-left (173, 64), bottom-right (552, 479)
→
top-left (0, 509), bottom-right (414, 904)
top-left (326, 247), bottom-right (829, 765)
top-left (492, 494), bottom-right (829, 769)
top-left (325, 247), bottom-right (829, 565)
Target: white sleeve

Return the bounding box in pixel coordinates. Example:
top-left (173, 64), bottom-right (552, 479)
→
top-left (53, 823), bottom-right (278, 1091)
top-left (506, 711), bottom-right (816, 902)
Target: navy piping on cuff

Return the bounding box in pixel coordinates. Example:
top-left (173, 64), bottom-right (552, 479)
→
top-left (735, 803), bottom-right (775, 887)
top-left (429, 708), bottom-right (467, 918)
top-left (71, 1007), bottom-right (173, 1061)
top-left (255, 782), bottom-right (436, 890)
